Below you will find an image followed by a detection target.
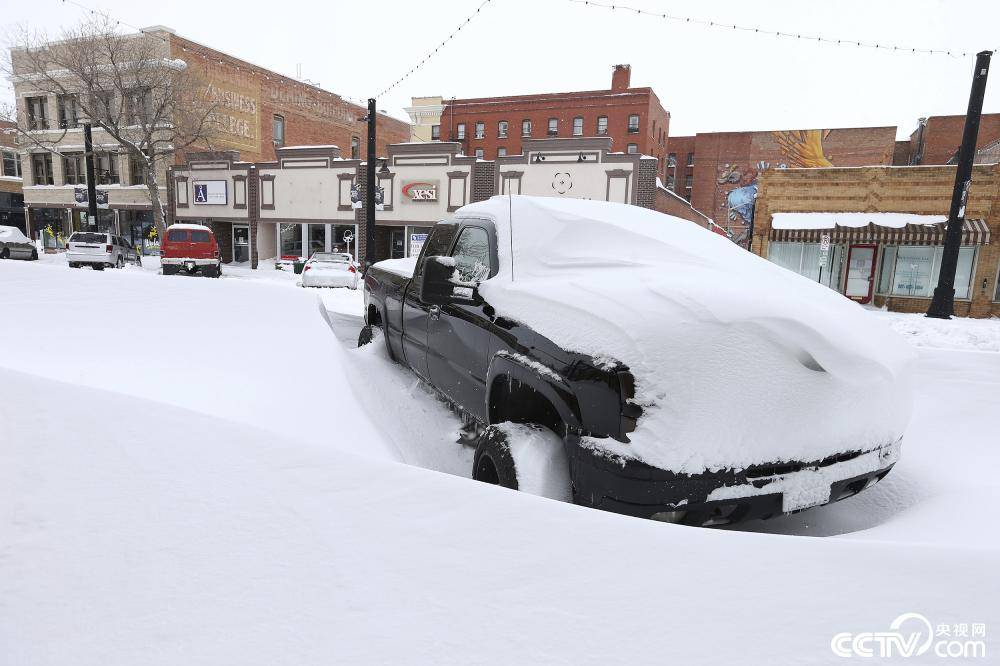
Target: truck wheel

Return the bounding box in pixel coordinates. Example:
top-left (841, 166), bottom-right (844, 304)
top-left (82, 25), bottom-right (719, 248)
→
top-left (472, 423), bottom-right (572, 501)
top-left (357, 324), bottom-right (375, 347)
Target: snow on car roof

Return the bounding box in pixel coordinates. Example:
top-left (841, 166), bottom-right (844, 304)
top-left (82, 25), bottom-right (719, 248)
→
top-left (0, 226), bottom-right (29, 241)
top-left (167, 223), bottom-right (212, 231)
top-left (464, 195), bottom-right (914, 473)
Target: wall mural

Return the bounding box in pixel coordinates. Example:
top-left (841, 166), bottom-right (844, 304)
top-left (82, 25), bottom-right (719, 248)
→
top-left (718, 129), bottom-right (835, 245)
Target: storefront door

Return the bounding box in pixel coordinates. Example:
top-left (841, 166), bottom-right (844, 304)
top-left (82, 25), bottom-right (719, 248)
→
top-left (233, 225), bottom-right (250, 263)
top-left (845, 244), bottom-right (876, 304)
top-left (391, 230), bottom-right (405, 259)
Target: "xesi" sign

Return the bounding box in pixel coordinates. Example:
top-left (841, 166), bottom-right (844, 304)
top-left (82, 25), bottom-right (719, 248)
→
top-left (402, 180), bottom-right (439, 202)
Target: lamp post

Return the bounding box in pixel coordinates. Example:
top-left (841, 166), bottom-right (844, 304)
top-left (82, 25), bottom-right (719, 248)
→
top-left (364, 98), bottom-right (377, 269)
top-left (927, 51), bottom-right (992, 319)
top-left (83, 122), bottom-right (98, 229)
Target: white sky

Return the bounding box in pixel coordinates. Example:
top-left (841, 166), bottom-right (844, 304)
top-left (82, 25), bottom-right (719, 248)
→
top-left (4, 0), bottom-right (999, 139)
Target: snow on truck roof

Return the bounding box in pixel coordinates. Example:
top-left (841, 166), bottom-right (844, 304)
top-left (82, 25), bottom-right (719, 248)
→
top-left (458, 196), bottom-right (913, 474)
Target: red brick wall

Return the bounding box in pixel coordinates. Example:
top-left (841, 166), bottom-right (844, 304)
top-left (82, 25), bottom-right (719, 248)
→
top-left (910, 113), bottom-right (1000, 165)
top-left (169, 35), bottom-right (409, 165)
top-left (653, 186), bottom-right (711, 228)
top-left (664, 135), bottom-right (695, 199)
top-left (441, 68), bottom-right (670, 176)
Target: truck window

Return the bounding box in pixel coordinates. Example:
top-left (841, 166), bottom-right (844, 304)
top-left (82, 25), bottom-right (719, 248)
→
top-left (414, 222), bottom-right (458, 281)
top-left (450, 226), bottom-right (492, 282)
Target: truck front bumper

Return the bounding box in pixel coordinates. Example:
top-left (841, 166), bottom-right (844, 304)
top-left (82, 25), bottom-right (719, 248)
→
top-left (569, 438), bottom-right (901, 526)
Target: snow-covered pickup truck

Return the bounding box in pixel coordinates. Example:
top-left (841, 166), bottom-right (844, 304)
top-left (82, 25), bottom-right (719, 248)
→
top-left (361, 196), bottom-right (914, 527)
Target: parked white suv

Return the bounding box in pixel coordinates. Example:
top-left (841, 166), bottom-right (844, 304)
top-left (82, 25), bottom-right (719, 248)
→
top-left (66, 232), bottom-right (141, 270)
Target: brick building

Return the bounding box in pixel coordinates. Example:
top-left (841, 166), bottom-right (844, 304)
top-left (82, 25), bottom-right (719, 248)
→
top-left (903, 113), bottom-right (1000, 166)
top-left (10, 26), bottom-right (409, 250)
top-left (666, 126), bottom-right (898, 244)
top-left (0, 120), bottom-right (25, 232)
top-left (439, 65), bottom-right (671, 177)
top-left (752, 164), bottom-right (999, 318)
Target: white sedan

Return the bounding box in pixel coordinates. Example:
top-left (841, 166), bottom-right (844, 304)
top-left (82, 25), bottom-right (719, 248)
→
top-left (301, 252), bottom-right (359, 289)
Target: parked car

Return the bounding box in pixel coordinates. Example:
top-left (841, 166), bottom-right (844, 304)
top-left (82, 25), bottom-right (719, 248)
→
top-left (160, 224), bottom-right (222, 278)
top-left (301, 252), bottom-right (359, 289)
top-left (0, 225), bottom-right (38, 261)
top-left (66, 232), bottom-right (141, 269)
top-left (361, 195), bottom-right (913, 527)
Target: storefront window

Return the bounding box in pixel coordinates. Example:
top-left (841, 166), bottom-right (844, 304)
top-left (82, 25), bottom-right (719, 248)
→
top-left (768, 242), bottom-right (842, 289)
top-left (280, 223), bottom-right (301, 258)
top-left (877, 246), bottom-right (897, 294)
top-left (330, 224), bottom-right (356, 257)
top-left (308, 223), bottom-right (325, 257)
top-left (882, 245), bottom-right (976, 299)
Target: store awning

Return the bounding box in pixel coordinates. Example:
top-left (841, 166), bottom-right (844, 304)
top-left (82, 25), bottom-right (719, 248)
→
top-left (769, 213), bottom-right (991, 246)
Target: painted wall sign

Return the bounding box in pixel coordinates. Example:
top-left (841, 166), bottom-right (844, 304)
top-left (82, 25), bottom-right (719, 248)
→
top-left (193, 180), bottom-right (228, 205)
top-left (401, 180), bottom-right (439, 202)
top-left (204, 79), bottom-right (261, 154)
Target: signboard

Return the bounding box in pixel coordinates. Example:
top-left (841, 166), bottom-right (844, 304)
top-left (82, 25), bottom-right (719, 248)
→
top-left (401, 180), bottom-right (439, 202)
top-left (193, 180), bottom-right (228, 205)
top-left (409, 233), bottom-right (427, 257)
top-left (73, 187), bottom-right (109, 208)
top-left (204, 79), bottom-right (261, 154)
top-left (351, 184), bottom-right (385, 210)
top-left (818, 233), bottom-right (831, 267)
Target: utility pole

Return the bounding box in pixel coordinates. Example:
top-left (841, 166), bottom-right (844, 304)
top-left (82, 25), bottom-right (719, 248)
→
top-left (365, 98), bottom-right (377, 268)
top-left (927, 51), bottom-right (992, 319)
top-left (83, 122), bottom-right (98, 230)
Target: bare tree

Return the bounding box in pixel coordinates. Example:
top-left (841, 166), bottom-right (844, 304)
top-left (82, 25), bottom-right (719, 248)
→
top-left (2, 15), bottom-right (221, 238)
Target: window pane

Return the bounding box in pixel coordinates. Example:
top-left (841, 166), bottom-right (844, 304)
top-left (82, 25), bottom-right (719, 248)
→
top-left (308, 223), bottom-right (325, 256)
top-left (597, 116), bottom-right (608, 135)
top-left (451, 226), bottom-right (491, 282)
top-left (953, 247), bottom-right (975, 299)
top-left (280, 223), bottom-right (300, 256)
top-left (800, 243), bottom-right (821, 282)
top-left (191, 230), bottom-right (210, 243)
top-left (521, 120), bottom-right (531, 136)
top-left (878, 246), bottom-right (897, 294)
top-left (414, 222), bottom-right (458, 282)
top-left (573, 117), bottom-right (583, 135)
top-left (892, 246), bottom-right (935, 297)
top-left (167, 229), bottom-right (189, 242)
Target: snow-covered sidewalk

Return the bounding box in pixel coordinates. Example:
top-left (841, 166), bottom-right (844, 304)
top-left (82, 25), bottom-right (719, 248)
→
top-left (2, 258), bottom-right (998, 664)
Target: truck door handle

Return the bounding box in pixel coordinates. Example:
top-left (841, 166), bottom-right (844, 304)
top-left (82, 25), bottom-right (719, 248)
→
top-left (429, 305), bottom-right (441, 320)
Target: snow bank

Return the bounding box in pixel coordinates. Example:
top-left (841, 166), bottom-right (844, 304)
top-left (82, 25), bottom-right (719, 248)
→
top-left (869, 309), bottom-right (1000, 353)
top-left (466, 196), bottom-right (915, 473)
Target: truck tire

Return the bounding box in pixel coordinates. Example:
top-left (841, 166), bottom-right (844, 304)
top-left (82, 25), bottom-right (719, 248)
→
top-left (472, 423), bottom-right (572, 502)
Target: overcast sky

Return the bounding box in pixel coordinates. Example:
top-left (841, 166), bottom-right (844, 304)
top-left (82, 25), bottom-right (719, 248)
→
top-left (4, 0), bottom-right (999, 139)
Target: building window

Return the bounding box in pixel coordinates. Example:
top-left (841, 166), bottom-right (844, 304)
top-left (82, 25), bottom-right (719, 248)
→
top-left (273, 115), bottom-right (285, 146)
top-left (126, 88), bottom-right (153, 126)
top-left (498, 120), bottom-right (508, 138)
top-left (627, 143), bottom-right (638, 154)
top-left (96, 152), bottom-right (119, 184)
top-left (572, 117), bottom-right (583, 136)
top-left (627, 114), bottom-right (640, 133)
top-left (684, 175), bottom-right (693, 189)
top-left (880, 245), bottom-right (976, 299)
top-left (475, 121), bottom-right (485, 139)
top-left (666, 175), bottom-right (675, 188)
top-left (596, 116), bottom-right (608, 136)
top-left (431, 124), bottom-right (440, 141)
top-left (456, 123), bottom-right (466, 140)
top-left (129, 150), bottom-right (150, 186)
top-left (497, 147), bottom-right (507, 158)
top-left (667, 152), bottom-right (677, 167)
top-left (57, 94), bottom-right (79, 129)
top-left (26, 96), bottom-right (49, 130)
top-left (350, 136), bottom-right (360, 159)
top-left (768, 242), bottom-right (843, 289)
top-left (686, 152), bottom-right (694, 167)
top-left (474, 148), bottom-right (484, 159)
top-left (547, 118), bottom-right (558, 136)
top-left (31, 153), bottom-right (53, 185)
top-left (2, 151), bottom-right (20, 178)
top-left (63, 152), bottom-right (85, 185)
top-left (521, 119), bottom-right (531, 137)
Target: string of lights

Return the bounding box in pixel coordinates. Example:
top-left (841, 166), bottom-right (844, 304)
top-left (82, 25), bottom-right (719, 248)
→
top-left (56, 0), bottom-right (376, 115)
top-left (376, 0), bottom-right (494, 99)
top-left (570, 0), bottom-right (995, 59)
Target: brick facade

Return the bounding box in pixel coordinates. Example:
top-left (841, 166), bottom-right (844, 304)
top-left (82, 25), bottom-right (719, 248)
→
top-left (440, 65), bottom-right (671, 177)
top-left (907, 113), bottom-right (1000, 166)
top-left (753, 164), bottom-right (1000, 318)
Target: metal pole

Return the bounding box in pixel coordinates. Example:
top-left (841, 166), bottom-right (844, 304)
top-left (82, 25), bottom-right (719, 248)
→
top-left (83, 122), bottom-right (99, 229)
top-left (927, 51), bottom-right (992, 319)
top-left (365, 98), bottom-right (377, 268)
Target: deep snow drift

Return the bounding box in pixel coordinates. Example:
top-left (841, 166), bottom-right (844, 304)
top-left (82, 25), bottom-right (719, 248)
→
top-left (2, 257), bottom-right (999, 664)
top-left (466, 196), bottom-right (914, 473)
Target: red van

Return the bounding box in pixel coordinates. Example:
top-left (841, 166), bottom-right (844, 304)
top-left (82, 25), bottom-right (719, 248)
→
top-left (160, 224), bottom-right (222, 277)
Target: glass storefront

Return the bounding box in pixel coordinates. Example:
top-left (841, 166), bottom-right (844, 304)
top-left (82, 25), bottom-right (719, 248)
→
top-left (330, 225), bottom-right (355, 257)
top-left (308, 224), bottom-right (325, 257)
top-left (767, 241), bottom-right (844, 290)
top-left (279, 223), bottom-right (357, 260)
top-left (31, 208), bottom-right (69, 248)
top-left (877, 245), bottom-right (976, 300)
top-left (279, 223), bottom-right (301, 258)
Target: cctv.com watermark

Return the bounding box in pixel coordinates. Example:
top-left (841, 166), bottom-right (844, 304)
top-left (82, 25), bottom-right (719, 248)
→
top-left (831, 613), bottom-right (988, 658)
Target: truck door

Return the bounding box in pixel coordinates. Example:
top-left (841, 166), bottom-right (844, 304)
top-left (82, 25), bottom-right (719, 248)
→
top-left (401, 222), bottom-right (458, 381)
top-left (427, 222), bottom-right (498, 423)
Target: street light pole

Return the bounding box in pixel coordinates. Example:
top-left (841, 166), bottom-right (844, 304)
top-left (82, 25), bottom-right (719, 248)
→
top-left (83, 122), bottom-right (98, 230)
top-left (926, 51), bottom-right (992, 319)
top-left (365, 98), bottom-right (377, 268)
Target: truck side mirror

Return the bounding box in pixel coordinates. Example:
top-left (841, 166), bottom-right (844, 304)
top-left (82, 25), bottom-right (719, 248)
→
top-left (419, 255), bottom-right (456, 305)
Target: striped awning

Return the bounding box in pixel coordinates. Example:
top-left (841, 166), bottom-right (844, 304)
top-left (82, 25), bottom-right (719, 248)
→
top-left (769, 219), bottom-right (991, 246)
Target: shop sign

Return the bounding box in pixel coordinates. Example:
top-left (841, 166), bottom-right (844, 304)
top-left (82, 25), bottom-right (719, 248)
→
top-left (193, 180), bottom-right (228, 205)
top-left (73, 187), bottom-right (109, 208)
top-left (402, 180), bottom-right (439, 202)
top-left (409, 233), bottom-right (427, 257)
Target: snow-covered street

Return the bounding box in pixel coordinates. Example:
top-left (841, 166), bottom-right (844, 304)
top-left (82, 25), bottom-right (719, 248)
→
top-left (2, 257), bottom-right (999, 664)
